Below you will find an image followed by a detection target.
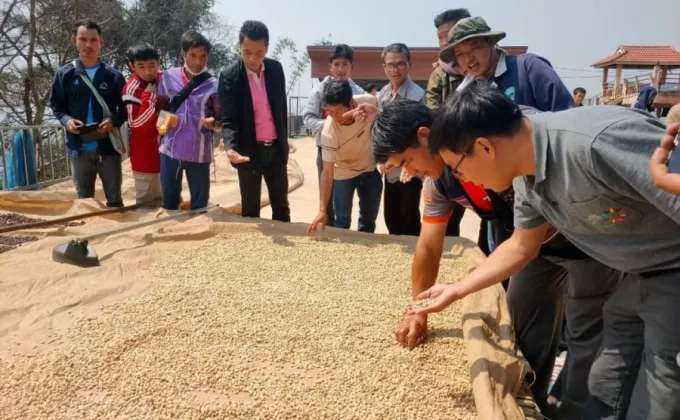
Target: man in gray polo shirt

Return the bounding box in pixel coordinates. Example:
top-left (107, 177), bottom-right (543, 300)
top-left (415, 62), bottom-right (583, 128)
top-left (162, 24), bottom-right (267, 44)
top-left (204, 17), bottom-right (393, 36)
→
top-left (377, 43), bottom-right (426, 236)
top-left (410, 80), bottom-right (680, 419)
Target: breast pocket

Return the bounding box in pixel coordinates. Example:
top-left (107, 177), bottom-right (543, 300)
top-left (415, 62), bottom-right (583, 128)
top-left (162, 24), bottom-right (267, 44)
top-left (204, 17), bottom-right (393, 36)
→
top-left (569, 195), bottom-right (644, 234)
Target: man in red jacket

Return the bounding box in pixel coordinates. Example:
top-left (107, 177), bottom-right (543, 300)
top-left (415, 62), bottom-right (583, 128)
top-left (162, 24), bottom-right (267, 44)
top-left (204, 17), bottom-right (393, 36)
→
top-left (122, 43), bottom-right (162, 205)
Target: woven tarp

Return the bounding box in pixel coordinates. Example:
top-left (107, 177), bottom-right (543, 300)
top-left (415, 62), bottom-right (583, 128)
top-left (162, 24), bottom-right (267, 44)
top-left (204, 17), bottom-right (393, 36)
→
top-left (0, 140), bottom-right (538, 418)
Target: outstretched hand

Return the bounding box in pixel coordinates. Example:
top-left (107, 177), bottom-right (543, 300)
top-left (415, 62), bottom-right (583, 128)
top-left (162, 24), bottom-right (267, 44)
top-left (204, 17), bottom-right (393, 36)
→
top-left (405, 283), bottom-right (462, 316)
top-left (650, 123), bottom-right (680, 196)
top-left (226, 149), bottom-right (250, 164)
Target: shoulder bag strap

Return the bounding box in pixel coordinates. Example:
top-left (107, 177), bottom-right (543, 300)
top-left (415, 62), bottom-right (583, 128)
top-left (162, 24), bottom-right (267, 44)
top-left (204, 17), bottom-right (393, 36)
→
top-left (167, 71), bottom-right (212, 113)
top-left (79, 72), bottom-right (111, 119)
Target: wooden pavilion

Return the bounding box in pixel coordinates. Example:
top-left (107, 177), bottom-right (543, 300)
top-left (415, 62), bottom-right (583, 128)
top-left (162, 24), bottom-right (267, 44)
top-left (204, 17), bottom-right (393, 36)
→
top-left (591, 45), bottom-right (680, 112)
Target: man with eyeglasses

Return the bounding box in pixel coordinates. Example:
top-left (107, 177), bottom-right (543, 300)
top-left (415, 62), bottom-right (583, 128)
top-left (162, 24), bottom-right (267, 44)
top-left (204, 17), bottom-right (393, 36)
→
top-left (346, 96), bottom-right (622, 419)
top-left (445, 14), bottom-right (578, 380)
top-left (445, 16), bottom-right (572, 113)
top-left (376, 43), bottom-right (425, 236)
top-left (413, 80), bottom-right (680, 420)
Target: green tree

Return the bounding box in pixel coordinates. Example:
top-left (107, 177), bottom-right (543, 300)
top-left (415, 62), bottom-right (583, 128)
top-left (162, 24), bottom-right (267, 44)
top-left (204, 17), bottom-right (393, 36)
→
top-left (313, 34), bottom-right (333, 47)
top-left (0, 0), bottom-right (237, 125)
top-left (268, 34), bottom-right (333, 96)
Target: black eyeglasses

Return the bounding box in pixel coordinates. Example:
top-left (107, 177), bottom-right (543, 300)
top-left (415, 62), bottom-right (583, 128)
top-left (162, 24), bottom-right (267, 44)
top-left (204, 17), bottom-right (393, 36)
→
top-left (384, 62), bottom-right (408, 72)
top-left (451, 153), bottom-right (467, 175)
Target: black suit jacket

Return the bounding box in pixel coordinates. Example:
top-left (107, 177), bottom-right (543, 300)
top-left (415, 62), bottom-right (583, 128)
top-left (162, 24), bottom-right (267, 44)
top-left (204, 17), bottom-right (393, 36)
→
top-left (219, 58), bottom-right (288, 167)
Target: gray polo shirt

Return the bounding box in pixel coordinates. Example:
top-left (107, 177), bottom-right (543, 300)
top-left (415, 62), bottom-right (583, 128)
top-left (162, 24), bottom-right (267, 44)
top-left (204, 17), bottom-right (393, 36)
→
top-left (513, 106), bottom-right (680, 274)
top-left (377, 78), bottom-right (425, 183)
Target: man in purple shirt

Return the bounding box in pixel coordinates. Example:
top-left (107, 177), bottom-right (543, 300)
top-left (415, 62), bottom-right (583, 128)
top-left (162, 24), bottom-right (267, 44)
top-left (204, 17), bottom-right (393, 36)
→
top-left (157, 31), bottom-right (220, 210)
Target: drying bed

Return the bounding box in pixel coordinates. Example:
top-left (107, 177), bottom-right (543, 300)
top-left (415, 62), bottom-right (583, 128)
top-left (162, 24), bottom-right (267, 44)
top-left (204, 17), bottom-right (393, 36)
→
top-left (0, 232), bottom-right (477, 419)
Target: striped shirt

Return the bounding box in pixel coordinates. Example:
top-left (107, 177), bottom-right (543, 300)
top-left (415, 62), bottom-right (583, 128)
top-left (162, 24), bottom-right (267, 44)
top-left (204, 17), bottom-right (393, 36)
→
top-left (122, 72), bottom-right (162, 173)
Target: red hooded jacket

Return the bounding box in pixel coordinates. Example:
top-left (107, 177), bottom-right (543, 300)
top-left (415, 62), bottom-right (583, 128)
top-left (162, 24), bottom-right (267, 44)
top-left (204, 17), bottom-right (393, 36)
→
top-left (122, 72), bottom-right (162, 173)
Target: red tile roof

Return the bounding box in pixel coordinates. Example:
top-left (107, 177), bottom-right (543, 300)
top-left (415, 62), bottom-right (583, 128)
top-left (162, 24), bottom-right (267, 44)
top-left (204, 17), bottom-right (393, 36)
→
top-left (593, 45), bottom-right (680, 67)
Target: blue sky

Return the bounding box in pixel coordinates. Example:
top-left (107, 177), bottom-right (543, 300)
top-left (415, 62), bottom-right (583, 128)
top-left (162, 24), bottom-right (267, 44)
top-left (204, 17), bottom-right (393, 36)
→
top-left (215, 0), bottom-right (680, 100)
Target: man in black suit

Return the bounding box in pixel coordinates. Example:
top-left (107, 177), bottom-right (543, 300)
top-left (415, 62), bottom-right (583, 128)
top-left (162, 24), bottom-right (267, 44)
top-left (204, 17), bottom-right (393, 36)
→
top-left (219, 20), bottom-right (290, 222)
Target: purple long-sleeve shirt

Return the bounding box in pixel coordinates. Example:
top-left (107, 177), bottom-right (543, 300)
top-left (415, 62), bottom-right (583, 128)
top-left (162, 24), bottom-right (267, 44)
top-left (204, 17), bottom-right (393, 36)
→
top-left (158, 67), bottom-right (219, 163)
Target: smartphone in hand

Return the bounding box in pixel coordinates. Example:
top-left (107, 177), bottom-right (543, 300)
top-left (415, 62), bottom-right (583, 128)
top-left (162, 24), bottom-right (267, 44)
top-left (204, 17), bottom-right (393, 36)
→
top-left (80, 122), bottom-right (107, 143)
top-left (666, 132), bottom-right (680, 173)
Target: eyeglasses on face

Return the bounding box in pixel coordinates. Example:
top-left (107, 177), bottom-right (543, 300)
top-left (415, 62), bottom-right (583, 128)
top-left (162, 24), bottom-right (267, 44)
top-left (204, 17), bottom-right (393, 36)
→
top-left (384, 62), bottom-right (408, 72)
top-left (451, 153), bottom-right (467, 176)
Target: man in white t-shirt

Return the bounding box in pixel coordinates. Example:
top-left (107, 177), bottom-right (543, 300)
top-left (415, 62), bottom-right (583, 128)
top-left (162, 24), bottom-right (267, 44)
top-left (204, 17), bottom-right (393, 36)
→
top-left (308, 80), bottom-right (382, 235)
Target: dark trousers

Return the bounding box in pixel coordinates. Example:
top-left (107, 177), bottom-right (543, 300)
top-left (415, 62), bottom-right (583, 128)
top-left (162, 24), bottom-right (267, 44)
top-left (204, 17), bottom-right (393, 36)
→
top-left (237, 144), bottom-right (290, 222)
top-left (332, 170), bottom-right (383, 233)
top-left (316, 146), bottom-right (334, 226)
top-left (508, 250), bottom-right (621, 419)
top-left (160, 153), bottom-right (210, 210)
top-left (383, 177), bottom-right (422, 236)
top-left (477, 219), bottom-right (490, 255)
top-left (69, 150), bottom-right (123, 207)
top-left (586, 270), bottom-right (680, 420)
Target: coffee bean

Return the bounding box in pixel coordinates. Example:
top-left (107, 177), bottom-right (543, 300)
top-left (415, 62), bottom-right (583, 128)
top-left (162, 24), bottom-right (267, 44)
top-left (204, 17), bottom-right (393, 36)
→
top-left (0, 212), bottom-right (85, 254)
top-left (0, 213), bottom-right (85, 229)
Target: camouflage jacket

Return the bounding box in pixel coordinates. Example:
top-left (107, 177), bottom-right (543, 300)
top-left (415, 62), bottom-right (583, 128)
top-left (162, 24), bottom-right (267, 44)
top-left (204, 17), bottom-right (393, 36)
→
top-left (425, 61), bottom-right (465, 111)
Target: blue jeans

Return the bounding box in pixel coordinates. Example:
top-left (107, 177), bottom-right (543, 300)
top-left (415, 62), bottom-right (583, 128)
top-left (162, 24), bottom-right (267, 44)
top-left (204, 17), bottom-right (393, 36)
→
top-left (487, 221), bottom-right (497, 252)
top-left (332, 170), bottom-right (382, 233)
top-left (160, 153), bottom-right (210, 210)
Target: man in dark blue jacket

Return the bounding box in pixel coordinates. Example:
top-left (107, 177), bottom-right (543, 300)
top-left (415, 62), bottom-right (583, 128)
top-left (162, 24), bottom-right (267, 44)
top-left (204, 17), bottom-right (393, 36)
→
top-left (440, 16), bottom-right (574, 113)
top-left (49, 21), bottom-right (127, 207)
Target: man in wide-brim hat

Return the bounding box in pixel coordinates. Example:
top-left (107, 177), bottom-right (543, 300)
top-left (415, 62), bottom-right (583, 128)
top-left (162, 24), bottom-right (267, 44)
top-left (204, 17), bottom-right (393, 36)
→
top-left (434, 16), bottom-right (613, 420)
top-left (441, 16), bottom-right (573, 112)
top-left (440, 16), bottom-right (506, 79)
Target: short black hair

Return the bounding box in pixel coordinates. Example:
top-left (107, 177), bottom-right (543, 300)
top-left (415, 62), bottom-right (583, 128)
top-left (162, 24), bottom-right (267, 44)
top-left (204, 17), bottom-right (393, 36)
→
top-left (127, 42), bottom-right (159, 64)
top-left (573, 87), bottom-right (586, 95)
top-left (181, 31), bottom-right (211, 53)
top-left (381, 43), bottom-right (411, 63)
top-left (371, 100), bottom-right (434, 163)
top-left (433, 9), bottom-right (471, 28)
top-left (329, 44), bottom-right (354, 63)
top-left (72, 20), bottom-right (101, 36)
top-left (428, 80), bottom-right (524, 155)
top-left (365, 83), bottom-right (376, 92)
top-left (239, 20), bottom-right (269, 45)
top-left (322, 79), bottom-right (353, 108)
